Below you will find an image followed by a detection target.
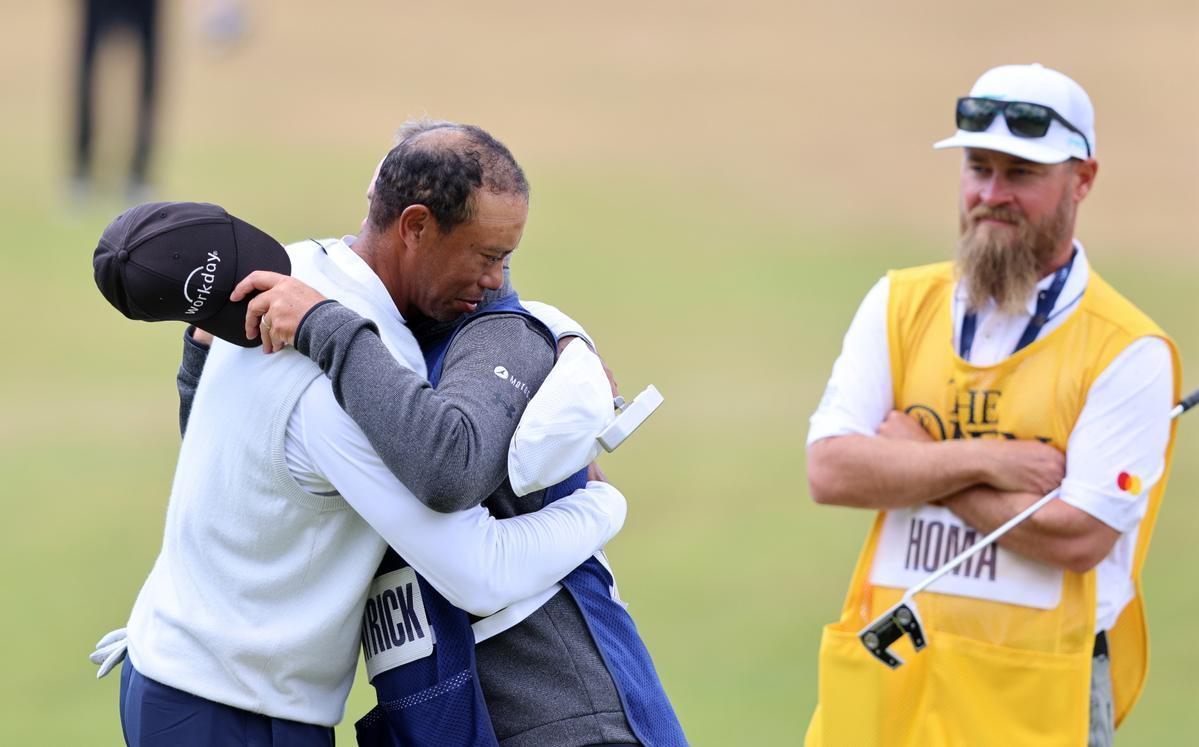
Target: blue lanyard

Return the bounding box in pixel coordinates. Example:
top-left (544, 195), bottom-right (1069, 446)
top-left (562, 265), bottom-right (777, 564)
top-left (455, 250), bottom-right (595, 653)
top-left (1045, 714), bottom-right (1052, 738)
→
top-left (959, 248), bottom-right (1077, 360)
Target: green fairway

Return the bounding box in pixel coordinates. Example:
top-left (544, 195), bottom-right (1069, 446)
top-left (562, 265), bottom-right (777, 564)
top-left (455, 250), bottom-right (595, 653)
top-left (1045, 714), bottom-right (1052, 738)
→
top-left (2, 2), bottom-right (1196, 744)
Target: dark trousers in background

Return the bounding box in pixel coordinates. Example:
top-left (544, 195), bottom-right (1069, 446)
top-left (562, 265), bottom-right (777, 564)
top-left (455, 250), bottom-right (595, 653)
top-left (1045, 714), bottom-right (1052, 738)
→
top-left (74, 0), bottom-right (160, 186)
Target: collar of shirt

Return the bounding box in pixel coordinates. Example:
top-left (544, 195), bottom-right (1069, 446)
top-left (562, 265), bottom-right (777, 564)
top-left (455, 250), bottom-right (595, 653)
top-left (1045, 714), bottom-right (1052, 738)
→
top-left (333, 234), bottom-right (409, 327)
top-left (952, 240), bottom-right (1091, 365)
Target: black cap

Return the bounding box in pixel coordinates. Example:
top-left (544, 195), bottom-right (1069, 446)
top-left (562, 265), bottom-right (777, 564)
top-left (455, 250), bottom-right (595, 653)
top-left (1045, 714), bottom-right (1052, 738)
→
top-left (93, 202), bottom-right (291, 347)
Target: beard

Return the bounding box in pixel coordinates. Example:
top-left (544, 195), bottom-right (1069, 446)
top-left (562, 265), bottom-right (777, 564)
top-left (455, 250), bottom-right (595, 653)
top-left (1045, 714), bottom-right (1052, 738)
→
top-left (955, 189), bottom-right (1073, 315)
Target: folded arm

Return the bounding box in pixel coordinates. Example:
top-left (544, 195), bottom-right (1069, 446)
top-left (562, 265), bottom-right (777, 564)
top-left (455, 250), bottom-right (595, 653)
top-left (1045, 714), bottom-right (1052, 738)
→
top-left (810, 417), bottom-right (1103, 569)
top-left (944, 337), bottom-right (1174, 572)
top-left (941, 485), bottom-right (1118, 572)
top-left (807, 275), bottom-right (1063, 510)
top-left (808, 411), bottom-right (1065, 510)
top-left (808, 434), bottom-right (984, 509)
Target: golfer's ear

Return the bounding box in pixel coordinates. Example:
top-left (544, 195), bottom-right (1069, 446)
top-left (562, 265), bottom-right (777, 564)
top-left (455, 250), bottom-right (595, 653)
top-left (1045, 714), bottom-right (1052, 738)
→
top-left (1072, 158), bottom-right (1098, 202)
top-left (397, 205), bottom-right (432, 247)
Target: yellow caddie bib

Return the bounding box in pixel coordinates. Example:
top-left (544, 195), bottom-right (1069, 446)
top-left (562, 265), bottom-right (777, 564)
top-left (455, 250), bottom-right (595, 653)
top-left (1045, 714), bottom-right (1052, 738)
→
top-left (806, 262), bottom-right (1180, 747)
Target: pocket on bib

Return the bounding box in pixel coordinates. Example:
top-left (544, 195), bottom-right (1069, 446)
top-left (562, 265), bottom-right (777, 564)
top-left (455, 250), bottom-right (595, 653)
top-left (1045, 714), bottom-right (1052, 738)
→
top-left (808, 623), bottom-right (1090, 747)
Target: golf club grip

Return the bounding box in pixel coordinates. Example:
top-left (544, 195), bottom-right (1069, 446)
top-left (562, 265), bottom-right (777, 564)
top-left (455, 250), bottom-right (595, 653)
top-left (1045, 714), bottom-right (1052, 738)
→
top-left (1178, 387), bottom-right (1199, 415)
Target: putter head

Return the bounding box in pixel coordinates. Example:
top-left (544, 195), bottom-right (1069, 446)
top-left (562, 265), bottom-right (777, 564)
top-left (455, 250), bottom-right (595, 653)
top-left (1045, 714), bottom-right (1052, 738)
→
top-left (858, 601), bottom-right (926, 668)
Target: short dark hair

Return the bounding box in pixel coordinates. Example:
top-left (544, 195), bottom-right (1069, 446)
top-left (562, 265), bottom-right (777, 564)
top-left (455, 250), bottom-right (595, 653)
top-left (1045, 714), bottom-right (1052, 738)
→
top-left (367, 120), bottom-right (529, 234)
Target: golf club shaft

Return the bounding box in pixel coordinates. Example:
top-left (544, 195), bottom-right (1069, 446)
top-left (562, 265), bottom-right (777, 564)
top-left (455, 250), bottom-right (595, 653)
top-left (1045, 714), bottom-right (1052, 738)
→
top-left (907, 387), bottom-right (1199, 602)
top-left (1170, 387), bottom-right (1199, 419)
top-left (906, 488), bottom-right (1061, 599)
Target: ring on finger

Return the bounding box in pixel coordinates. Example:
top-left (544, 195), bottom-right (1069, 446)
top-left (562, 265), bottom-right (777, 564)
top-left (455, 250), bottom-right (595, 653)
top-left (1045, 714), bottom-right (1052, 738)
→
top-left (262, 318), bottom-right (272, 330)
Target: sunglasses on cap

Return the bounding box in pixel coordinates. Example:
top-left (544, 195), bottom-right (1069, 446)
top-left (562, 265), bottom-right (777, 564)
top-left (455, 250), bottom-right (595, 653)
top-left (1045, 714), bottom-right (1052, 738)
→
top-left (955, 97), bottom-right (1092, 157)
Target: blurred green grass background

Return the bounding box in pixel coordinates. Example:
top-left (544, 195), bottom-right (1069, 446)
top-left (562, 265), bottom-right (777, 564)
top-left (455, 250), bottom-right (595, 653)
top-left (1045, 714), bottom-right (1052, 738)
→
top-left (1, 1), bottom-right (1196, 744)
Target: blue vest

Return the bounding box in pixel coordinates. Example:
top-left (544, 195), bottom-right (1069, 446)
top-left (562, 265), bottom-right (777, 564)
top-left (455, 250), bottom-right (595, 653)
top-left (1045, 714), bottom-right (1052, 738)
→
top-left (355, 294), bottom-right (687, 746)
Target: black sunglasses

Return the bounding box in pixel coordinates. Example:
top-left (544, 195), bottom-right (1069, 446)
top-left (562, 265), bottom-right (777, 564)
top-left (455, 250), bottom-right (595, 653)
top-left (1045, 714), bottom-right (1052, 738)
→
top-left (955, 97), bottom-right (1091, 157)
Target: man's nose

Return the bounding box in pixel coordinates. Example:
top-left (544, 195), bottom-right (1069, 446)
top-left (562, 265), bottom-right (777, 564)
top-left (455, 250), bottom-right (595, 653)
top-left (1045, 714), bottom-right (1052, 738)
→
top-left (480, 263), bottom-right (504, 291)
top-left (978, 174), bottom-right (1013, 206)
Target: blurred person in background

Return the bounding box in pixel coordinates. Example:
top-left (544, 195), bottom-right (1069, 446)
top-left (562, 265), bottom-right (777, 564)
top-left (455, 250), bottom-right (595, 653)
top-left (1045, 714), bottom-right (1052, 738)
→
top-left (195, 0), bottom-right (247, 47)
top-left (72, 0), bottom-right (160, 201)
top-left (804, 64), bottom-right (1179, 747)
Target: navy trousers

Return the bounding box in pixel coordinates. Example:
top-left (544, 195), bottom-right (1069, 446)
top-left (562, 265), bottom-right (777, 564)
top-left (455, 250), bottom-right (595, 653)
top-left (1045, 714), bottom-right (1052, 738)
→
top-left (119, 659), bottom-right (335, 746)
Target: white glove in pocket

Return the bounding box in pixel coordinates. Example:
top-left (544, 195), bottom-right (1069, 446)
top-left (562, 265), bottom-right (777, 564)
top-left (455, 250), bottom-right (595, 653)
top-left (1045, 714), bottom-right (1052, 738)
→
top-left (89, 627), bottom-right (128, 679)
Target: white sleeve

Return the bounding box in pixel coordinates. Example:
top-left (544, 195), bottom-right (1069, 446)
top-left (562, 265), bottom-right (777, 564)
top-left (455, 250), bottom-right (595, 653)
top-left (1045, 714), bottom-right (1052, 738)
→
top-left (522, 300), bottom-right (596, 351)
top-left (1059, 337), bottom-right (1174, 532)
top-left (290, 379), bottom-right (627, 616)
top-left (806, 276), bottom-right (894, 446)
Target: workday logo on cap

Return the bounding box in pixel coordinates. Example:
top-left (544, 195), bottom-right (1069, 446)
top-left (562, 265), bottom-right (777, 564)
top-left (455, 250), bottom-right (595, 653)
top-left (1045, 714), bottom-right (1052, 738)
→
top-left (184, 250), bottom-right (223, 317)
top-left (93, 201), bottom-right (291, 347)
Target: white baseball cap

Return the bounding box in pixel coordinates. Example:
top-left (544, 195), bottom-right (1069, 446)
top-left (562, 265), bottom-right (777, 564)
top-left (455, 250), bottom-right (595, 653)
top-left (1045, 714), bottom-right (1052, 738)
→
top-left (934, 63), bottom-right (1096, 163)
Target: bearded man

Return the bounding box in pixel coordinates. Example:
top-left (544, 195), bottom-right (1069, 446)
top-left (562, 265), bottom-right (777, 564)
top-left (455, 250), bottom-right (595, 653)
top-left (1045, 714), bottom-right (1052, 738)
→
top-left (803, 64), bottom-right (1180, 747)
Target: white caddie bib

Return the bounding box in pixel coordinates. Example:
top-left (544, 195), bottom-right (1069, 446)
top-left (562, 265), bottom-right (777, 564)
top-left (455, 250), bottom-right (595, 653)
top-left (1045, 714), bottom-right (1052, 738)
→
top-left (870, 505), bottom-right (1064, 609)
top-left (361, 567), bottom-right (436, 682)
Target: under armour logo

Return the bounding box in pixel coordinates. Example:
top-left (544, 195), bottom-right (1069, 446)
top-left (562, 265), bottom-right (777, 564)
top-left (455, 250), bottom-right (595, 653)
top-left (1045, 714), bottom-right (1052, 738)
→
top-left (492, 392), bottom-right (516, 419)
